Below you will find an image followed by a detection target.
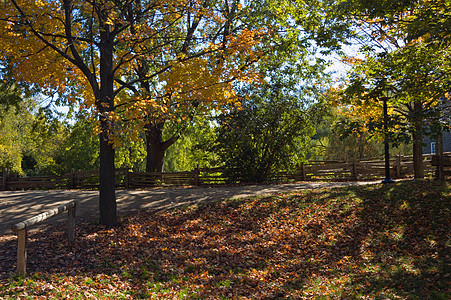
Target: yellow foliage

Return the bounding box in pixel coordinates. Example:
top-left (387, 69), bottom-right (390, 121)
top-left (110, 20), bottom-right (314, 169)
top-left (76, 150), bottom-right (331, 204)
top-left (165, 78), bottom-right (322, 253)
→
top-left (0, 0), bottom-right (267, 147)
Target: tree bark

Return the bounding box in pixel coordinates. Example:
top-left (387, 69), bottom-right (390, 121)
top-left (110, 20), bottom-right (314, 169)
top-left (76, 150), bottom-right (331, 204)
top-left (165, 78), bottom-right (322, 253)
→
top-left (98, 25), bottom-right (117, 227)
top-left (412, 101), bottom-right (424, 179)
top-left (145, 121), bottom-right (178, 172)
top-left (99, 133), bottom-right (117, 226)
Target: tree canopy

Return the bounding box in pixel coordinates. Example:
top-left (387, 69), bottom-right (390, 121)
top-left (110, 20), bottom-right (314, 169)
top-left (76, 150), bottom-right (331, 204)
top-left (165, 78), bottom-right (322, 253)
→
top-left (0, 0), bottom-right (269, 226)
top-left (327, 0), bottom-right (451, 178)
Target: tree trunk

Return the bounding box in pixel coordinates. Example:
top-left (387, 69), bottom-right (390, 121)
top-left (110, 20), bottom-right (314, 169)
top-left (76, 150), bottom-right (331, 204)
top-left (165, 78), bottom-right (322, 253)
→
top-left (145, 124), bottom-right (165, 172)
top-left (98, 25), bottom-right (117, 227)
top-left (412, 101), bottom-right (424, 179)
top-left (145, 121), bottom-right (178, 172)
top-left (99, 132), bottom-right (117, 226)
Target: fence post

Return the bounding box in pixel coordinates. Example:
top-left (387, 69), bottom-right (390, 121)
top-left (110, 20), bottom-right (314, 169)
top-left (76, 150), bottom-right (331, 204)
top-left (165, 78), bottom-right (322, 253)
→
top-left (12, 200), bottom-right (78, 276)
top-left (300, 163), bottom-right (306, 181)
top-left (396, 154), bottom-right (402, 178)
top-left (17, 228), bottom-right (27, 276)
top-left (67, 203), bottom-right (76, 243)
top-left (194, 165), bottom-right (200, 186)
top-left (124, 169), bottom-right (130, 189)
top-left (68, 169), bottom-right (75, 189)
top-left (351, 160), bottom-right (358, 181)
top-left (2, 168), bottom-right (8, 191)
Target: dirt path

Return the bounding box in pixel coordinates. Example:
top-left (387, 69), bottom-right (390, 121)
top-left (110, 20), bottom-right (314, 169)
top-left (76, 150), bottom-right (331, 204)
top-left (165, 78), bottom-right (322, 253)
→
top-left (0, 181), bottom-right (378, 236)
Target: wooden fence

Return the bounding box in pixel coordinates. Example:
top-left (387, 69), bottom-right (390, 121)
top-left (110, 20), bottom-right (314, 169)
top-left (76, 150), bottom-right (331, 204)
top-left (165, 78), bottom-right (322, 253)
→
top-left (0, 167), bottom-right (228, 190)
top-left (276, 154), bottom-right (438, 182)
top-left (0, 153), bottom-right (447, 191)
top-left (11, 200), bottom-right (78, 276)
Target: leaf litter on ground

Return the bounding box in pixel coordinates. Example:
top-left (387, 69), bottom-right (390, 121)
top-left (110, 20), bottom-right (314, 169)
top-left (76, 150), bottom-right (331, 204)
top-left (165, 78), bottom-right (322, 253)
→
top-left (0, 180), bottom-right (449, 299)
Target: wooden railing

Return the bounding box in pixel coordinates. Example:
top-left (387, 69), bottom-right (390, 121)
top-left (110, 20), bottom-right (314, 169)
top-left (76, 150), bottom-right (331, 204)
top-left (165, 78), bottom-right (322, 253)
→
top-left (10, 200), bottom-right (78, 276)
top-left (0, 153), bottom-right (447, 191)
top-left (0, 167), bottom-right (227, 190)
top-left (276, 153), bottom-right (440, 182)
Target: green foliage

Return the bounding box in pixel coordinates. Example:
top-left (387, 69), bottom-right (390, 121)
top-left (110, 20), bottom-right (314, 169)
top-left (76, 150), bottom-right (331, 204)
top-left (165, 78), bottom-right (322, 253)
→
top-left (56, 117), bottom-right (100, 174)
top-left (114, 131), bottom-right (146, 172)
top-left (23, 106), bottom-right (68, 176)
top-left (0, 97), bottom-right (66, 176)
top-left (0, 66), bottom-right (39, 174)
top-left (338, 0), bottom-right (451, 47)
top-left (163, 120), bottom-right (218, 172)
top-left (335, 0), bottom-right (451, 141)
top-left (0, 103), bottom-right (150, 176)
top-left (213, 76), bottom-right (319, 182)
top-left (341, 42), bottom-right (451, 146)
top-left (56, 117), bottom-right (147, 173)
top-left (0, 105), bottom-right (23, 174)
top-left (0, 63), bottom-right (37, 110)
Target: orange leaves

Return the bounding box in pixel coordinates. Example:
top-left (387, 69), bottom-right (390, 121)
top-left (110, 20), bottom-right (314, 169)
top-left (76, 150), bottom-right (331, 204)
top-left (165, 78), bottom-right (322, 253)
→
top-left (0, 0), bottom-right (269, 149)
top-left (340, 56), bottom-right (364, 66)
top-left (160, 55), bottom-right (234, 106)
top-left (0, 181), bottom-right (450, 298)
top-left (0, 0), bottom-right (81, 92)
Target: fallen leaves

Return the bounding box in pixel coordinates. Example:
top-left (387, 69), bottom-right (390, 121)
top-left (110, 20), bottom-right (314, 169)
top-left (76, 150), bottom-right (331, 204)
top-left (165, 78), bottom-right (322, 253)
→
top-left (0, 180), bottom-right (450, 299)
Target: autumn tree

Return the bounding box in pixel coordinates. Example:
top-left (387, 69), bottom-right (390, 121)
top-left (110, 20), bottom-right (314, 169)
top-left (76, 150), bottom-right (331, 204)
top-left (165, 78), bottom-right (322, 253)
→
top-left (336, 43), bottom-right (451, 178)
top-left (326, 0), bottom-right (451, 178)
top-left (112, 0), bottom-right (264, 172)
top-left (338, 0), bottom-right (451, 46)
top-left (0, 0), bottom-right (265, 226)
top-left (125, 0), bottom-right (360, 173)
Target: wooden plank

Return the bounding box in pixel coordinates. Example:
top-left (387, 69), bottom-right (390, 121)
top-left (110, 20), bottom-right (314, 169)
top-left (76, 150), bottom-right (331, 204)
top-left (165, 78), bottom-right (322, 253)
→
top-left (67, 205), bottom-right (76, 243)
top-left (131, 177), bottom-right (160, 182)
top-left (129, 179), bottom-right (159, 184)
top-left (17, 229), bottom-right (27, 276)
top-left (309, 163), bottom-right (349, 169)
top-left (199, 176), bottom-right (227, 181)
top-left (312, 170), bottom-right (350, 174)
top-left (11, 200), bottom-right (78, 232)
top-left (7, 182), bottom-right (58, 190)
top-left (12, 176), bottom-right (58, 181)
top-left (431, 155), bottom-right (451, 166)
top-left (12, 200), bottom-right (78, 276)
top-left (129, 177), bottom-right (159, 182)
top-left (74, 170), bottom-right (98, 177)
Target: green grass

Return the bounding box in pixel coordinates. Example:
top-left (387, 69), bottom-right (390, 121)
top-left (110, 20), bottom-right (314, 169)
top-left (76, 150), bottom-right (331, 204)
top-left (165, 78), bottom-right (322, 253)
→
top-left (0, 180), bottom-right (449, 299)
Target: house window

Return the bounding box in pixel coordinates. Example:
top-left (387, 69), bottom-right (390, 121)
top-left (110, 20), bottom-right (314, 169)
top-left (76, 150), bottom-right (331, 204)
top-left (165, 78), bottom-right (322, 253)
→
top-left (431, 142), bottom-right (436, 154)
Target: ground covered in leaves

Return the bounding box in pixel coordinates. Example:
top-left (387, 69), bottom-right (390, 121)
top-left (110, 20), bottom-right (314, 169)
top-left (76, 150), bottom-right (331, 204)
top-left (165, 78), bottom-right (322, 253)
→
top-left (0, 180), bottom-right (450, 299)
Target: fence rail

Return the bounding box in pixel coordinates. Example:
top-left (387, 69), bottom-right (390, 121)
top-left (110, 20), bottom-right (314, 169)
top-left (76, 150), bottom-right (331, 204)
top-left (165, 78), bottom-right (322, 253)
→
top-left (11, 200), bottom-right (78, 276)
top-left (276, 153), bottom-right (439, 182)
top-left (0, 153), bottom-right (448, 191)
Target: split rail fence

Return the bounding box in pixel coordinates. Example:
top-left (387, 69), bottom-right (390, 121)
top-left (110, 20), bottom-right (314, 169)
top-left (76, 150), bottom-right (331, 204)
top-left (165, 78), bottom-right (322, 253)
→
top-left (11, 200), bottom-right (78, 276)
top-left (0, 153), bottom-right (448, 191)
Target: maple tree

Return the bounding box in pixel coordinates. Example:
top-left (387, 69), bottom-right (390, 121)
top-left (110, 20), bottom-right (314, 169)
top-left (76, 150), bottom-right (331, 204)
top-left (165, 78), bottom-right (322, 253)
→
top-left (131, 0), bottom-right (364, 173)
top-left (337, 45), bottom-right (451, 178)
top-left (338, 0), bottom-right (451, 46)
top-left (0, 0), bottom-right (266, 226)
top-left (114, 0), bottom-right (264, 172)
top-left (327, 0), bottom-right (451, 178)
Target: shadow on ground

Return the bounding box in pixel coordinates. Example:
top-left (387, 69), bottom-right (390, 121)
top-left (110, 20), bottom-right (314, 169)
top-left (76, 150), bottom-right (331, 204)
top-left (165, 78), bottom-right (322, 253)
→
top-left (0, 181), bottom-right (377, 235)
